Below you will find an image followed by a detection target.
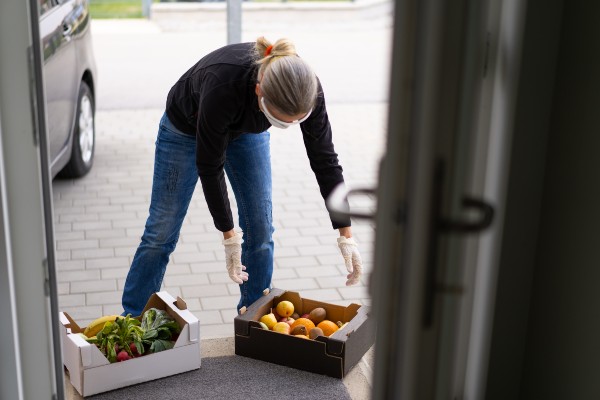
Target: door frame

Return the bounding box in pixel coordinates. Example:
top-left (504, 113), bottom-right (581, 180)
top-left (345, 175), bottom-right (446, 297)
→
top-left (0, 0), bottom-right (63, 398)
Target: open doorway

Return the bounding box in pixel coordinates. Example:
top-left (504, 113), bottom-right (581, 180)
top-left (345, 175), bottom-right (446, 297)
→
top-left (51, 1), bottom-right (393, 343)
top-left (0, 0), bottom-right (394, 398)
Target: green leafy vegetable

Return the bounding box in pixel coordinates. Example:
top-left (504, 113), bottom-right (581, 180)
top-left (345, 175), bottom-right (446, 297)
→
top-left (87, 307), bottom-right (182, 363)
top-left (91, 314), bottom-right (144, 363)
top-left (141, 308), bottom-right (181, 354)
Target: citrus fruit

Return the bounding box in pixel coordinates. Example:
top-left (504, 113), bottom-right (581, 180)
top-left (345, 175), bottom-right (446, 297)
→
top-left (317, 320), bottom-right (339, 336)
top-left (290, 317), bottom-right (315, 333)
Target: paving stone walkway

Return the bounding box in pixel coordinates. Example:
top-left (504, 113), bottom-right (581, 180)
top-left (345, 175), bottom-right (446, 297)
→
top-left (53, 103), bottom-right (386, 338)
top-left (52, 18), bottom-right (390, 339)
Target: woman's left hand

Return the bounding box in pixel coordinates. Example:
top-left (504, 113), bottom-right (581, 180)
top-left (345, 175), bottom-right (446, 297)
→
top-left (337, 236), bottom-right (363, 286)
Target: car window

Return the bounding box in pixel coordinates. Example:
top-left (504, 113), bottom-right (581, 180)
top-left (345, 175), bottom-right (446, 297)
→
top-left (39, 0), bottom-right (55, 16)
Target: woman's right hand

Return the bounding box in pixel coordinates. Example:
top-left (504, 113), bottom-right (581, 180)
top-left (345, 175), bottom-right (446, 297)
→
top-left (222, 231), bottom-right (249, 284)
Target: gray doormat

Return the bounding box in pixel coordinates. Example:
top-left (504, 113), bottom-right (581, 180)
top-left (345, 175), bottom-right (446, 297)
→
top-left (88, 355), bottom-right (352, 400)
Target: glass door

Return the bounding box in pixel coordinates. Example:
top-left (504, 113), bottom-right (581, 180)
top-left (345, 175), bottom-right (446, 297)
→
top-left (368, 0), bottom-right (527, 398)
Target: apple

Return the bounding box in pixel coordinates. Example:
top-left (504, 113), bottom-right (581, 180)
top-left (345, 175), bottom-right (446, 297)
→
top-left (278, 317), bottom-right (295, 326)
top-left (272, 322), bottom-right (291, 334)
top-left (276, 300), bottom-right (294, 318)
top-left (259, 313), bottom-right (278, 330)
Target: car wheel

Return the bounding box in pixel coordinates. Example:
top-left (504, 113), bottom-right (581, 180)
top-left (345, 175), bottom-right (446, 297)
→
top-left (58, 81), bottom-right (95, 178)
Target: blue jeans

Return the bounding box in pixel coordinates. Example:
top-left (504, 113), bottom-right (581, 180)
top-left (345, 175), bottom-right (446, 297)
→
top-left (122, 113), bottom-right (274, 316)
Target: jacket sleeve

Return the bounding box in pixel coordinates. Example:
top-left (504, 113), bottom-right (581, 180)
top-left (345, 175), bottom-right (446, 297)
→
top-left (300, 81), bottom-right (351, 229)
top-left (195, 84), bottom-right (237, 232)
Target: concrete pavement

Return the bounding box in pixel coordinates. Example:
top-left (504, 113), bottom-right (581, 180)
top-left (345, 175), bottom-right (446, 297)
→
top-left (53, 102), bottom-right (387, 335)
top-left (89, 16), bottom-right (392, 110)
top-left (53, 14), bottom-right (390, 391)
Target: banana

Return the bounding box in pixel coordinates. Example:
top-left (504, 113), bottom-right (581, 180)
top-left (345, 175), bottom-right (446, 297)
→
top-left (83, 315), bottom-right (122, 337)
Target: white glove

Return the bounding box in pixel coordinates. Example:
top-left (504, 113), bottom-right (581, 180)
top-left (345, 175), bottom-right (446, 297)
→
top-left (223, 232), bottom-right (249, 284)
top-left (337, 236), bottom-right (363, 286)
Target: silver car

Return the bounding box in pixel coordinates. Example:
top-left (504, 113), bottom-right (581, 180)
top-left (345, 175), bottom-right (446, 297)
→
top-left (40, 0), bottom-right (97, 178)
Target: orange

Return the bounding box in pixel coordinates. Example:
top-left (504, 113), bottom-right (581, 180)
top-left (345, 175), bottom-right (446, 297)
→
top-left (290, 317), bottom-right (315, 333)
top-left (317, 320), bottom-right (339, 336)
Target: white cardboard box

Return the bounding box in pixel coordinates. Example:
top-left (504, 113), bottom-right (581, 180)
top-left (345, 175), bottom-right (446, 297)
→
top-left (59, 291), bottom-right (201, 397)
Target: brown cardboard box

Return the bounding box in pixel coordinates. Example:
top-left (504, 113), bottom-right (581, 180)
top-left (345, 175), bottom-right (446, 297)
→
top-left (59, 291), bottom-right (201, 397)
top-left (234, 288), bottom-right (375, 378)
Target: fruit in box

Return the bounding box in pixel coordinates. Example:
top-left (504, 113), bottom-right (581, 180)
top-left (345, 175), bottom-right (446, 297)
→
top-left (290, 325), bottom-right (308, 336)
top-left (83, 315), bottom-right (122, 337)
top-left (259, 313), bottom-right (278, 330)
top-left (257, 303), bottom-right (347, 340)
top-left (317, 320), bottom-right (339, 337)
top-left (290, 318), bottom-right (315, 333)
top-left (258, 321), bottom-right (269, 330)
top-left (308, 307), bottom-right (326, 324)
top-left (275, 300), bottom-right (294, 317)
top-left (309, 327), bottom-right (324, 340)
top-left (234, 289), bottom-right (375, 379)
top-left (272, 322), bottom-right (291, 334)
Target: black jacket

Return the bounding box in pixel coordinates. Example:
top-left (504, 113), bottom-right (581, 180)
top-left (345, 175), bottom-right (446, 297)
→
top-left (165, 42), bottom-right (350, 232)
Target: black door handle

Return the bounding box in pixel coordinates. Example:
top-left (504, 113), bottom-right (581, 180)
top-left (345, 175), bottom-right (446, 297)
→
top-left (439, 196), bottom-right (494, 233)
top-left (326, 183), bottom-right (377, 221)
top-left (424, 160), bottom-right (495, 327)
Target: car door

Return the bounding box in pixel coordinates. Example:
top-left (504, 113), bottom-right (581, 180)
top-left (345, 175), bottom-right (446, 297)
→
top-left (39, 0), bottom-right (78, 163)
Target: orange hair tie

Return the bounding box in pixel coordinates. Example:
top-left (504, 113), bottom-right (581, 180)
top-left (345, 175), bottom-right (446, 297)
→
top-left (265, 45), bottom-right (273, 56)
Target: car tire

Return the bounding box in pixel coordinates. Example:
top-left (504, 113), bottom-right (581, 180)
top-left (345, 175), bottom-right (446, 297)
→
top-left (58, 81), bottom-right (95, 178)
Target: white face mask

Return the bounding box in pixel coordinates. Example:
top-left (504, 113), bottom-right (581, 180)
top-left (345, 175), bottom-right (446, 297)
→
top-left (261, 97), bottom-right (312, 129)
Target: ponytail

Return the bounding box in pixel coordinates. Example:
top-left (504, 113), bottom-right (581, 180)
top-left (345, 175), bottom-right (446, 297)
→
top-left (254, 37), bottom-right (317, 116)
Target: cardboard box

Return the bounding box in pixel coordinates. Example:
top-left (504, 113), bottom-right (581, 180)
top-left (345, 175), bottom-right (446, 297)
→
top-left (59, 291), bottom-right (201, 397)
top-left (234, 288), bottom-right (375, 378)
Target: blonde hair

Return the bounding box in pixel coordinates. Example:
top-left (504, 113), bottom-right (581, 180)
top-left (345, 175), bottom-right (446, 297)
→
top-left (255, 37), bottom-right (318, 116)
